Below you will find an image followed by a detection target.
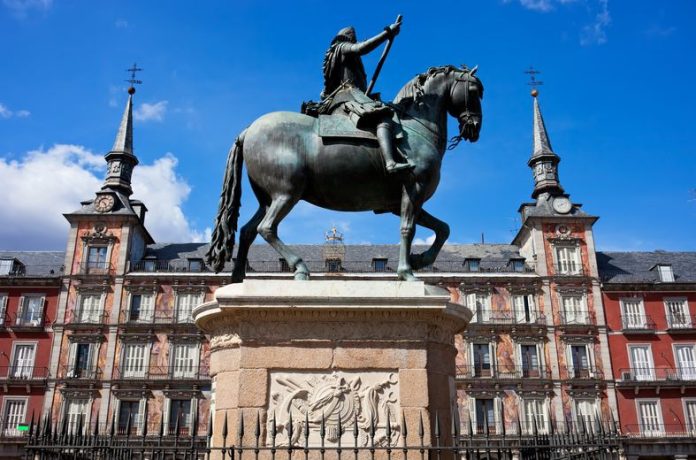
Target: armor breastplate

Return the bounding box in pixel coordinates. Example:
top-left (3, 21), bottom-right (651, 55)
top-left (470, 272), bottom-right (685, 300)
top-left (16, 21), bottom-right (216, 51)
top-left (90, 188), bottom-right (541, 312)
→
top-left (340, 51), bottom-right (367, 92)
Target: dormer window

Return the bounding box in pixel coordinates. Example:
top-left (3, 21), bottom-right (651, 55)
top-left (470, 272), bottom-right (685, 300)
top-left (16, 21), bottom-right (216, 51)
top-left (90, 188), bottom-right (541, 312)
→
top-left (187, 259), bottom-right (203, 272)
top-left (510, 258), bottom-right (526, 273)
top-left (657, 264), bottom-right (674, 282)
top-left (465, 258), bottom-right (481, 272)
top-left (326, 258), bottom-right (342, 273)
top-left (0, 258), bottom-right (23, 276)
top-left (372, 258), bottom-right (388, 273)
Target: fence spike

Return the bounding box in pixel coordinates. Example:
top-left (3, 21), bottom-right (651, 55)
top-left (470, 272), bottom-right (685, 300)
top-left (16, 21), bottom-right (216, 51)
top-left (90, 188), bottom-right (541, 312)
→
top-left (305, 410), bottom-right (311, 445)
top-left (238, 410), bottom-right (245, 444)
top-left (547, 405), bottom-right (554, 435)
top-left (370, 413), bottom-right (375, 446)
top-left (401, 411), bottom-right (407, 439)
top-left (418, 411), bottom-right (425, 439)
top-left (222, 411), bottom-right (229, 439)
top-left (386, 408), bottom-right (392, 442)
top-left (28, 412), bottom-right (35, 438)
top-left (126, 412), bottom-right (133, 439)
top-left (500, 401), bottom-right (506, 438)
top-left (142, 410), bottom-right (148, 438)
top-left (353, 414), bottom-right (359, 439)
top-left (255, 410), bottom-right (261, 439)
top-left (271, 411), bottom-right (277, 440)
top-left (192, 406), bottom-right (199, 437)
top-left (208, 414), bottom-right (214, 439)
top-left (320, 411), bottom-right (326, 441)
top-left (338, 414), bottom-right (344, 439)
top-left (159, 409), bottom-right (165, 437)
top-left (287, 411), bottom-right (293, 445)
top-left (92, 411), bottom-right (99, 438)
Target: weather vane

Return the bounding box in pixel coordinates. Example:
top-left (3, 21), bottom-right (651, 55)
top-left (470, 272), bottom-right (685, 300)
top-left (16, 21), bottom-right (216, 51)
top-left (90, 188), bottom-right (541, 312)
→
top-left (524, 66), bottom-right (543, 97)
top-left (125, 63), bottom-right (143, 94)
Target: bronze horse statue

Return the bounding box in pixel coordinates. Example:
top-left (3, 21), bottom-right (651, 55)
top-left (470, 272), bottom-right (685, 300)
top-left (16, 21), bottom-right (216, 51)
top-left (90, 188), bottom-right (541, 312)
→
top-left (207, 65), bottom-right (484, 282)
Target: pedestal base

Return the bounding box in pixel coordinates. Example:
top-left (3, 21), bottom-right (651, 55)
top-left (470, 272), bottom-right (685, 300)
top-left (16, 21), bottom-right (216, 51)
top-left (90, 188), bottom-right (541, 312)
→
top-left (193, 279), bottom-right (470, 449)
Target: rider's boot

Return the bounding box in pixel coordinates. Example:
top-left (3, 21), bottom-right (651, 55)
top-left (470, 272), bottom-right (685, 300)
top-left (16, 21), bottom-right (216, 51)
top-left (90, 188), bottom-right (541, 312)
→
top-left (377, 122), bottom-right (415, 174)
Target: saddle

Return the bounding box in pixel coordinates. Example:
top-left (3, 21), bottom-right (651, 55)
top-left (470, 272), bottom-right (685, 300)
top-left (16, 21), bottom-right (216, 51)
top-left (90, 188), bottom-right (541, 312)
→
top-left (314, 113), bottom-right (404, 142)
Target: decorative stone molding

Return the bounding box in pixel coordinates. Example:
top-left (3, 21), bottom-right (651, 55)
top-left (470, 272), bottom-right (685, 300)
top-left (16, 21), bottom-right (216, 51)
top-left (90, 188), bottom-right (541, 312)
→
top-left (80, 223), bottom-right (117, 243)
top-left (60, 388), bottom-right (101, 398)
top-left (173, 279), bottom-right (208, 294)
top-left (267, 371), bottom-right (400, 447)
top-left (74, 280), bottom-right (111, 292)
top-left (124, 280), bottom-right (159, 293)
top-left (163, 389), bottom-right (203, 399)
top-left (119, 331), bottom-right (156, 343)
top-left (168, 332), bottom-right (205, 343)
top-left (112, 388), bottom-right (152, 399)
top-left (68, 333), bottom-right (105, 343)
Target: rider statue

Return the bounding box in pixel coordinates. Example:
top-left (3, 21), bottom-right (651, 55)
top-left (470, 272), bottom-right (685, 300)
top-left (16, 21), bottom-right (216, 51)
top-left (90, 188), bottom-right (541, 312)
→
top-left (321, 18), bottom-right (414, 173)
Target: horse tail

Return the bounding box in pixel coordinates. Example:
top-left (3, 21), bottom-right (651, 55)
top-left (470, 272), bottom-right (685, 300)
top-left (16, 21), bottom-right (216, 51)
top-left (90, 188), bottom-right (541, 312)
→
top-left (206, 130), bottom-right (246, 273)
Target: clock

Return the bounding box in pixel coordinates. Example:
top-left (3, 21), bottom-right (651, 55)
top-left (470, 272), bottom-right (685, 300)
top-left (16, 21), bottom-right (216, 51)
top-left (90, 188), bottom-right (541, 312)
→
top-left (94, 195), bottom-right (115, 213)
top-left (552, 197), bottom-right (572, 214)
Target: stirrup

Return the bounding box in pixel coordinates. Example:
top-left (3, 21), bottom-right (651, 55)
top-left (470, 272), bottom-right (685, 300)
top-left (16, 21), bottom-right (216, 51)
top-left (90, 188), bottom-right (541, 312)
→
top-left (385, 161), bottom-right (415, 173)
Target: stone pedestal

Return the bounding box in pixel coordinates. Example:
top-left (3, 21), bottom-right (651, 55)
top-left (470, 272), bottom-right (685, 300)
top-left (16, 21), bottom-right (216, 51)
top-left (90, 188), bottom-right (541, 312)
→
top-left (193, 279), bottom-right (470, 450)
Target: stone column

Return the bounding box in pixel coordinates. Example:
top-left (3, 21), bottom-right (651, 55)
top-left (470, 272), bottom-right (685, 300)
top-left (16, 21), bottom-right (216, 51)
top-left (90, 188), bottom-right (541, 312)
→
top-left (194, 280), bottom-right (470, 451)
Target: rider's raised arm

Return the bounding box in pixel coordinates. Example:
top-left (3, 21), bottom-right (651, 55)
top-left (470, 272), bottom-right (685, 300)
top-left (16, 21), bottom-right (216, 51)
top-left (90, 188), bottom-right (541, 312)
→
top-left (345, 29), bottom-right (391, 55)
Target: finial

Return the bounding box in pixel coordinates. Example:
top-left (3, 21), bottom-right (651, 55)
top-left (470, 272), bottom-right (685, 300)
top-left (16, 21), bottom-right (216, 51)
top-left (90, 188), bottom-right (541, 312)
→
top-left (125, 63), bottom-right (143, 94)
top-left (524, 66), bottom-right (543, 97)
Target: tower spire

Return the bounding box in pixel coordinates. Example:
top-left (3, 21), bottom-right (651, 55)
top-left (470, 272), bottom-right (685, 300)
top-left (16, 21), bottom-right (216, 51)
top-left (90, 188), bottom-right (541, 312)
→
top-left (525, 71), bottom-right (564, 200)
top-left (102, 64), bottom-right (142, 197)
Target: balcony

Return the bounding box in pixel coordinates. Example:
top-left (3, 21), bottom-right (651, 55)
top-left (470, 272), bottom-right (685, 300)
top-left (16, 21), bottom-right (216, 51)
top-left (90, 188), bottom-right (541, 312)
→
top-left (562, 366), bottom-right (604, 381)
top-left (0, 366), bottom-right (49, 385)
top-left (112, 365), bottom-right (210, 383)
top-left (7, 312), bottom-right (46, 330)
top-left (553, 264), bottom-right (585, 277)
top-left (58, 365), bottom-right (102, 381)
top-left (74, 262), bottom-right (113, 277)
top-left (457, 364), bottom-right (551, 381)
top-left (118, 310), bottom-right (197, 329)
top-left (469, 309), bottom-right (545, 326)
top-left (667, 314), bottom-right (696, 334)
top-left (65, 310), bottom-right (109, 329)
top-left (623, 424), bottom-right (696, 438)
top-left (0, 417), bottom-right (31, 440)
top-left (621, 315), bottom-right (657, 334)
top-left (616, 367), bottom-right (696, 389)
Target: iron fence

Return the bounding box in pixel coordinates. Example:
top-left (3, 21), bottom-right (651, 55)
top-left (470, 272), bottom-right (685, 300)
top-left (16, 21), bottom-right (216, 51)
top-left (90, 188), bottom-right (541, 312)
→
top-left (24, 409), bottom-right (621, 460)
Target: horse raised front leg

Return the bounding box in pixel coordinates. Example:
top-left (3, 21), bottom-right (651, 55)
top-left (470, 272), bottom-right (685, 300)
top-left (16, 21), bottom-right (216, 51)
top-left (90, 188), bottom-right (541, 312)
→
top-left (397, 185), bottom-right (421, 281)
top-left (256, 194), bottom-right (310, 280)
top-left (231, 205), bottom-right (266, 283)
top-left (409, 209), bottom-right (450, 270)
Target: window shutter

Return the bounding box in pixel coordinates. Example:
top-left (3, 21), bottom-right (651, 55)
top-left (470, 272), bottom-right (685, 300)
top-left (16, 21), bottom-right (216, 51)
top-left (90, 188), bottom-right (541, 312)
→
top-left (162, 398), bottom-right (171, 436)
top-left (491, 342), bottom-right (497, 377)
top-left (686, 401), bottom-right (696, 433)
top-left (468, 397), bottom-right (476, 433)
top-left (468, 343), bottom-right (475, 377)
top-left (137, 398), bottom-right (147, 436)
top-left (16, 296), bottom-right (25, 325)
top-left (586, 344), bottom-right (595, 377)
top-left (494, 397), bottom-right (502, 434)
top-left (190, 398), bottom-right (198, 434)
top-left (0, 295), bottom-right (7, 324)
top-left (67, 343), bottom-right (77, 376)
top-left (142, 295), bottom-right (154, 321)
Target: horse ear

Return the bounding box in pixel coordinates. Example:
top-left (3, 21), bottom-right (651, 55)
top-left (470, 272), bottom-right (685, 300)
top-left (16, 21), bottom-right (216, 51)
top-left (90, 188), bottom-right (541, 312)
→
top-left (470, 65), bottom-right (478, 76)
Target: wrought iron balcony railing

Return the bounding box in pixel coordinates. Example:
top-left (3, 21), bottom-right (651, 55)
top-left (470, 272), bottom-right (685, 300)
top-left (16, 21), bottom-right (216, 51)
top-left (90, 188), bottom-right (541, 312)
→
top-left (559, 310), bottom-right (595, 326)
top-left (58, 365), bottom-right (102, 380)
top-left (469, 309), bottom-right (545, 326)
top-left (562, 366), bottom-right (604, 380)
top-left (75, 262), bottom-right (113, 276)
top-left (620, 315), bottom-right (657, 333)
top-left (623, 424), bottom-right (696, 438)
top-left (618, 367), bottom-right (696, 382)
top-left (8, 312), bottom-right (46, 329)
top-left (457, 364), bottom-right (551, 379)
top-left (112, 365), bottom-right (210, 381)
top-left (0, 366), bottom-right (49, 381)
top-left (666, 314), bottom-right (696, 331)
top-left (68, 309), bottom-right (109, 326)
top-left (553, 264), bottom-right (585, 276)
top-left (118, 309), bottom-right (196, 325)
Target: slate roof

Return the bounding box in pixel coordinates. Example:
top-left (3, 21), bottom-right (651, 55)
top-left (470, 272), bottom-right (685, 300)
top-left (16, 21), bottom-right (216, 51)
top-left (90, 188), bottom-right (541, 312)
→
top-left (597, 251), bottom-right (696, 284)
top-left (0, 251), bottom-right (65, 277)
top-left (141, 243), bottom-right (528, 273)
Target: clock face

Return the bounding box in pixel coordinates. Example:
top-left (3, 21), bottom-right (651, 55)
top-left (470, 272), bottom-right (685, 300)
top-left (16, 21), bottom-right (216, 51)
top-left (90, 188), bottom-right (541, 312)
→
top-left (94, 195), bottom-right (115, 213)
top-left (553, 197), bottom-right (572, 214)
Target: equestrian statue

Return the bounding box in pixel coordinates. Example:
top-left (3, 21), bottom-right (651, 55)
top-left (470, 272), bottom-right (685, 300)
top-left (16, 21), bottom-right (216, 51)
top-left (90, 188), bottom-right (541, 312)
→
top-left (206, 16), bottom-right (484, 282)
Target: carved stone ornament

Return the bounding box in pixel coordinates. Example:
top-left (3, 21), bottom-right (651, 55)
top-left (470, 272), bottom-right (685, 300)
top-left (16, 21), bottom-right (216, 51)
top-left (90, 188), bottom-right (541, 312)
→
top-left (267, 371), bottom-right (400, 447)
top-left (81, 223), bottom-right (116, 242)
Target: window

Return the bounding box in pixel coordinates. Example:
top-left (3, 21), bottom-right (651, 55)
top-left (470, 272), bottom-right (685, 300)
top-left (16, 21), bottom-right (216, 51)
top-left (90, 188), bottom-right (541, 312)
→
top-left (175, 293), bottom-right (202, 323)
top-left (279, 259), bottom-right (291, 272)
top-left (555, 246), bottom-right (580, 274)
top-left (513, 294), bottom-right (536, 323)
top-left (637, 400), bottom-right (662, 436)
top-left (77, 293), bottom-right (102, 323)
top-left (629, 345), bottom-right (654, 380)
top-left (561, 295), bottom-right (588, 324)
top-left (2, 399), bottom-right (27, 437)
top-left (171, 343), bottom-right (198, 378)
top-left (465, 258), bottom-right (481, 272)
top-left (129, 294), bottom-right (154, 323)
top-left (511, 259), bottom-right (526, 272)
top-left (666, 298), bottom-right (691, 329)
top-left (0, 259), bottom-right (13, 275)
top-left (11, 344), bottom-right (36, 379)
top-left (675, 345), bottom-right (696, 380)
top-left (16, 295), bottom-right (44, 326)
top-left (575, 399), bottom-right (597, 431)
top-left (168, 399), bottom-right (192, 435)
top-left (188, 259), bottom-right (203, 272)
top-left (657, 265), bottom-right (675, 282)
top-left (68, 343), bottom-right (95, 378)
top-left (466, 292), bottom-right (490, 322)
top-left (471, 343), bottom-right (492, 377)
top-left (522, 399), bottom-right (548, 434)
top-left (86, 246), bottom-right (108, 270)
top-left (519, 344), bottom-right (541, 377)
top-left (685, 400), bottom-right (696, 434)
top-left (372, 258), bottom-right (388, 273)
top-left (474, 399), bottom-right (495, 434)
top-left (0, 293), bottom-right (7, 325)
top-left (65, 399), bottom-right (88, 435)
top-left (118, 400), bottom-right (145, 435)
top-left (325, 258), bottom-right (342, 272)
top-left (143, 259), bottom-right (156, 272)
top-left (621, 298), bottom-right (647, 329)
top-left (568, 344), bottom-right (592, 378)
top-left (123, 344), bottom-right (147, 378)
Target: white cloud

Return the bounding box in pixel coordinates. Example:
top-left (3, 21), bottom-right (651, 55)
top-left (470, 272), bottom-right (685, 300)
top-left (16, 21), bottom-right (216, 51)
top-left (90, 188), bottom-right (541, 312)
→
top-left (413, 234), bottom-right (436, 245)
top-left (0, 102), bottom-right (30, 119)
top-left (3, 0), bottom-right (52, 16)
top-left (580, 0), bottom-right (610, 46)
top-left (134, 101), bottom-right (168, 122)
top-left (0, 144), bottom-right (208, 249)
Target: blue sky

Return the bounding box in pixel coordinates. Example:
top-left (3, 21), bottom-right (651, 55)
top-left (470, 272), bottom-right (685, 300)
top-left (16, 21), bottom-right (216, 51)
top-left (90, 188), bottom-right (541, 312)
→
top-left (0, 0), bottom-right (694, 251)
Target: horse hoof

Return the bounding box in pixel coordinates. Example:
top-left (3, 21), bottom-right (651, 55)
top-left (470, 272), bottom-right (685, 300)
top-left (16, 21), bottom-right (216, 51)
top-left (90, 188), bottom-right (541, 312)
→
top-left (231, 272), bottom-right (245, 284)
top-left (397, 269), bottom-right (418, 281)
top-left (294, 271), bottom-right (310, 281)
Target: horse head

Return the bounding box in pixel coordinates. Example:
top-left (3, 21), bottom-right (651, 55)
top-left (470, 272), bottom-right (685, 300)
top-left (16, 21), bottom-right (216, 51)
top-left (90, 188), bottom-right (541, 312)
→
top-left (448, 66), bottom-right (484, 143)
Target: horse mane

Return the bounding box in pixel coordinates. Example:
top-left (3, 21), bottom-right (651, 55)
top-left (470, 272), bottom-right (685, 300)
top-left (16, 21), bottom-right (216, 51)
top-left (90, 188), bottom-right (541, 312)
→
top-left (393, 65), bottom-right (462, 107)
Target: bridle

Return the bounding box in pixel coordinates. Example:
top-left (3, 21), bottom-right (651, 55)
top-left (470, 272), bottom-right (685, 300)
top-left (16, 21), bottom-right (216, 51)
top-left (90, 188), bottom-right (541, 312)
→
top-left (447, 68), bottom-right (480, 150)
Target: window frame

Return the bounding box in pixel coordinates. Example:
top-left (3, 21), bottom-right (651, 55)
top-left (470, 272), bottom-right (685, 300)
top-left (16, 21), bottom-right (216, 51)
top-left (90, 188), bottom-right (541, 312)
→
top-left (657, 264), bottom-right (675, 282)
top-left (1, 396), bottom-right (29, 437)
top-left (553, 244), bottom-right (581, 275)
top-left (0, 292), bottom-right (7, 325)
top-left (122, 343), bottom-right (151, 379)
top-left (9, 341), bottom-right (37, 379)
top-left (682, 398), bottom-right (696, 435)
top-left (665, 297), bottom-right (690, 329)
top-left (470, 342), bottom-right (495, 377)
top-left (673, 343), bottom-right (696, 380)
top-left (16, 294), bottom-right (45, 326)
top-left (561, 293), bottom-right (588, 325)
top-left (635, 398), bottom-right (663, 436)
top-left (627, 344), bottom-right (655, 381)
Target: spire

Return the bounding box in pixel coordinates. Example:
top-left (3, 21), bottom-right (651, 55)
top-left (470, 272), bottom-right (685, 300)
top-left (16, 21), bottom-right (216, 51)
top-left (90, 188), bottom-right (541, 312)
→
top-left (527, 91), bottom-right (564, 200)
top-left (102, 64), bottom-right (142, 197)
